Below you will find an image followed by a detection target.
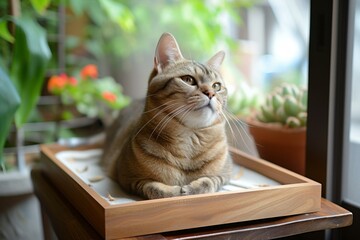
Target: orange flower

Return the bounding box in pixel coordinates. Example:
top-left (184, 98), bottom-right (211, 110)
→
top-left (81, 64), bottom-right (98, 79)
top-left (47, 75), bottom-right (68, 92)
top-left (47, 74), bottom-right (78, 93)
top-left (59, 73), bottom-right (68, 79)
top-left (67, 77), bottom-right (78, 86)
top-left (102, 91), bottom-right (117, 103)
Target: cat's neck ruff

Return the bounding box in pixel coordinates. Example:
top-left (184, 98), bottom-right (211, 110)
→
top-left (181, 105), bottom-right (220, 129)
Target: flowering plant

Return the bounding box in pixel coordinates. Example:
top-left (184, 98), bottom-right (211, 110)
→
top-left (48, 64), bottom-right (130, 123)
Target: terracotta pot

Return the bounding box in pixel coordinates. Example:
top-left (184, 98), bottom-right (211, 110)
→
top-left (247, 119), bottom-right (306, 175)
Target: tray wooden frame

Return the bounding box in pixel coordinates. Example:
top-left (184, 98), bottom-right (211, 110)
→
top-left (40, 144), bottom-right (321, 239)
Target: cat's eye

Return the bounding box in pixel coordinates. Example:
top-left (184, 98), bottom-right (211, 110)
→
top-left (180, 75), bottom-right (196, 85)
top-left (212, 82), bottom-right (222, 91)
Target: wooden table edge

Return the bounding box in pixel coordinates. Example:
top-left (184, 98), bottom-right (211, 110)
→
top-left (31, 167), bottom-right (353, 240)
top-left (152, 199), bottom-right (353, 240)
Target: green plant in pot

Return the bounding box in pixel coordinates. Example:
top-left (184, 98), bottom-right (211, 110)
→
top-left (247, 83), bottom-right (308, 175)
top-left (0, 15), bottom-right (51, 172)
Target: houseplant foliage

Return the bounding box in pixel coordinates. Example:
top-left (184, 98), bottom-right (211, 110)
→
top-left (0, 16), bottom-right (51, 127)
top-left (256, 84), bottom-right (308, 128)
top-left (0, 68), bottom-right (20, 171)
top-left (227, 81), bottom-right (260, 117)
top-left (47, 64), bottom-right (130, 125)
top-left (247, 83), bottom-right (308, 175)
top-left (0, 13), bottom-right (51, 170)
top-left (61, 0), bottom-right (256, 76)
top-left (9, 17), bottom-right (52, 127)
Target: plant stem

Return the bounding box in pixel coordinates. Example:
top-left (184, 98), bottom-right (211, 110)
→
top-left (15, 126), bottom-right (26, 172)
top-left (7, 0), bottom-right (21, 34)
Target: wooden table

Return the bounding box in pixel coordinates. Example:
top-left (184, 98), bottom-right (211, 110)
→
top-left (31, 168), bottom-right (352, 240)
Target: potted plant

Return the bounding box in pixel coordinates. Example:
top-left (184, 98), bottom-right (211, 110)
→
top-left (0, 1), bottom-right (52, 238)
top-left (247, 83), bottom-right (308, 175)
top-left (0, 15), bottom-right (51, 172)
top-left (47, 64), bottom-right (130, 127)
top-left (0, 68), bottom-right (20, 172)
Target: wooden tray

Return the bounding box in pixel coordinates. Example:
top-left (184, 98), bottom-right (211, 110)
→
top-left (40, 144), bottom-right (321, 239)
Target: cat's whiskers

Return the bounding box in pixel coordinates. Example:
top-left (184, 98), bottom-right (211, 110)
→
top-left (142, 99), bottom-right (177, 114)
top-left (150, 104), bottom-right (191, 140)
top-left (150, 105), bottom-right (185, 140)
top-left (224, 108), bottom-right (251, 133)
top-left (154, 103), bottom-right (195, 139)
top-left (223, 108), bottom-right (254, 152)
top-left (224, 114), bottom-right (244, 149)
top-left (187, 95), bottom-right (201, 105)
top-left (215, 101), bottom-right (241, 148)
top-left (133, 101), bottom-right (180, 140)
top-left (178, 103), bottom-right (197, 125)
top-left (214, 98), bottom-right (253, 152)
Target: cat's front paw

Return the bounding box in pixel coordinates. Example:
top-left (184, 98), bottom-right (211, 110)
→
top-left (143, 182), bottom-right (183, 199)
top-left (180, 184), bottom-right (210, 196)
top-left (181, 177), bottom-right (217, 196)
top-left (180, 185), bottom-right (193, 196)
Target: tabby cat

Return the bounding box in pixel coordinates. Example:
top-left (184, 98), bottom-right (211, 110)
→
top-left (101, 33), bottom-right (232, 199)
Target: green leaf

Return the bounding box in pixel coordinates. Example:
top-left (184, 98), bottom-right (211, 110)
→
top-left (297, 112), bottom-right (307, 126)
top-left (275, 107), bottom-right (287, 124)
top-left (10, 17), bottom-right (51, 127)
top-left (228, 92), bottom-right (244, 115)
top-left (281, 85), bottom-right (293, 96)
top-left (271, 94), bottom-right (284, 111)
top-left (0, 20), bottom-right (14, 43)
top-left (300, 89), bottom-right (308, 110)
top-left (256, 112), bottom-right (267, 123)
top-left (0, 66), bottom-right (20, 168)
top-left (99, 0), bottom-right (135, 32)
top-left (260, 105), bottom-right (275, 122)
top-left (286, 116), bottom-right (301, 128)
top-left (86, 0), bottom-right (106, 25)
top-left (30, 0), bottom-right (50, 14)
top-left (66, 0), bottom-right (87, 15)
top-left (283, 95), bottom-right (300, 117)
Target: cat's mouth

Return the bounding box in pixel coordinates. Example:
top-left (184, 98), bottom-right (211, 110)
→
top-left (194, 102), bottom-right (214, 112)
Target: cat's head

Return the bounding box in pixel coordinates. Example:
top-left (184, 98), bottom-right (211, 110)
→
top-left (147, 33), bottom-right (227, 129)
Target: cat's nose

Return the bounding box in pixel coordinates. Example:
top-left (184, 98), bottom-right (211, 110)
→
top-left (203, 90), bottom-right (215, 99)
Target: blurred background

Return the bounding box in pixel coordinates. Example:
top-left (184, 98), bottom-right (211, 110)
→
top-left (0, 0), bottom-right (310, 153)
top-left (0, 1), bottom-right (311, 239)
top-left (2, 0), bottom-right (360, 239)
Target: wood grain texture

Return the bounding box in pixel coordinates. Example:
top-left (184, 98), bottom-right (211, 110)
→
top-left (40, 144), bottom-right (322, 239)
top-left (31, 168), bottom-right (102, 240)
top-left (40, 145), bottom-right (107, 236)
top-left (32, 168), bottom-right (352, 240)
top-left (230, 147), bottom-right (316, 184)
top-left (157, 198), bottom-right (353, 240)
top-left (104, 184), bottom-right (320, 239)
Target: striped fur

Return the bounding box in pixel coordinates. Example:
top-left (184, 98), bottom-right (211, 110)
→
top-left (101, 33), bottom-right (232, 199)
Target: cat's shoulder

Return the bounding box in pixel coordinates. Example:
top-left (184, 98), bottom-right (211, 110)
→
top-left (115, 98), bottom-right (145, 123)
top-left (106, 98), bottom-right (145, 135)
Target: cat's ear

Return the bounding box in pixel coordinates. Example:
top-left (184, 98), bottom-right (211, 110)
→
top-left (154, 33), bottom-right (183, 72)
top-left (207, 51), bottom-right (225, 70)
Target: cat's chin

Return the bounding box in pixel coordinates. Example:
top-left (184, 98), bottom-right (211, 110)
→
top-left (181, 107), bottom-right (218, 129)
